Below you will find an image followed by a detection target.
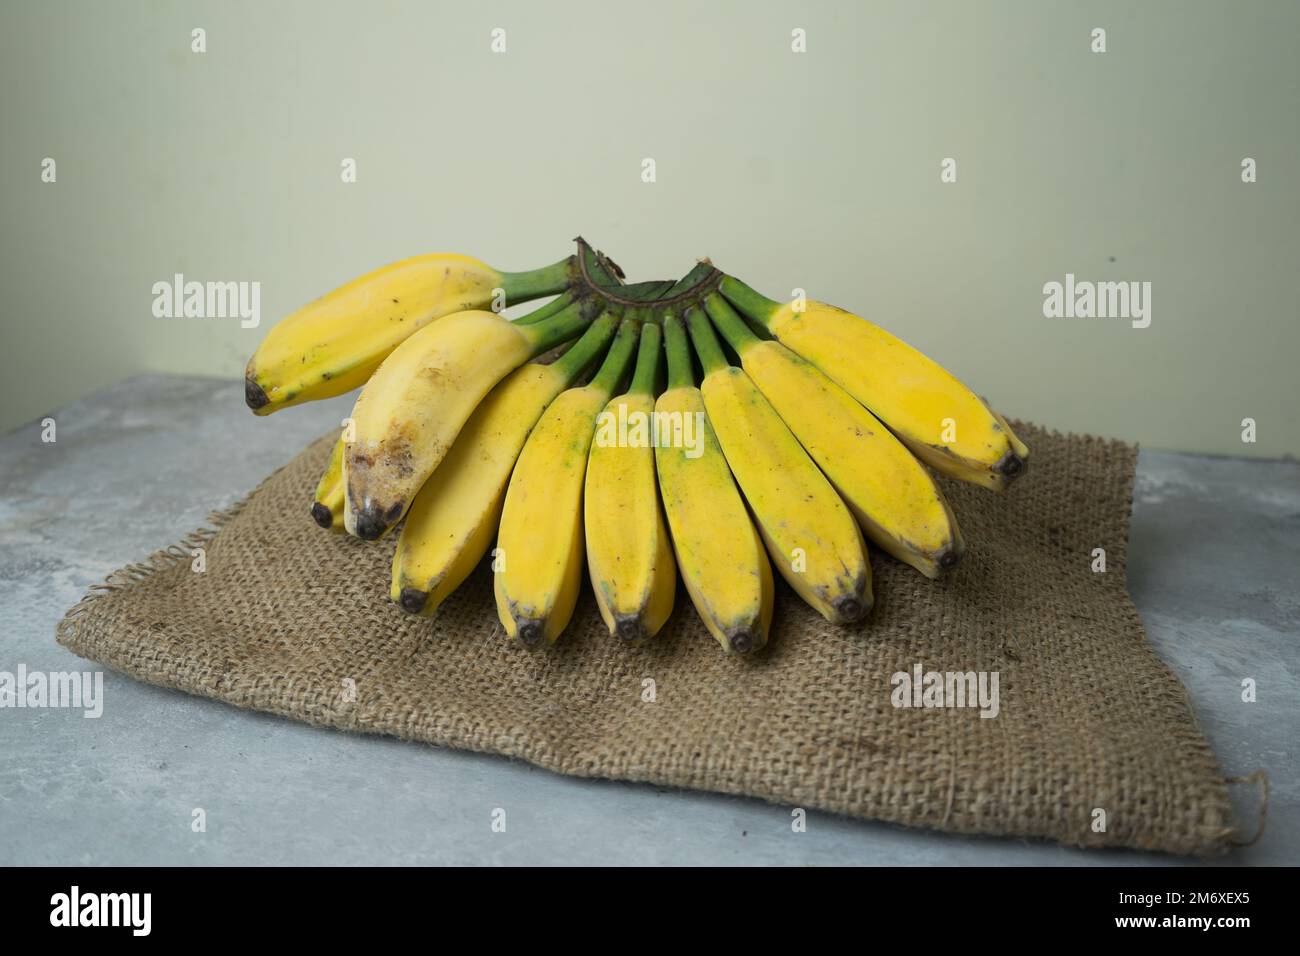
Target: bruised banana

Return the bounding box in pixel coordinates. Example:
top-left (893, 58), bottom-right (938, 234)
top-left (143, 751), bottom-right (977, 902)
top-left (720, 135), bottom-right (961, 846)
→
top-left (392, 269), bottom-right (715, 623)
top-left (686, 307), bottom-right (871, 625)
top-left (495, 319), bottom-right (640, 647)
top-left (343, 301), bottom-right (591, 540)
top-left (655, 314), bottom-right (773, 654)
top-left (584, 323), bottom-right (676, 641)
top-left (391, 315), bottom-right (619, 616)
top-left (245, 252), bottom-right (574, 415)
top-left (310, 435), bottom-right (347, 533)
top-left (720, 276), bottom-right (1028, 491)
top-left (704, 294), bottom-right (964, 579)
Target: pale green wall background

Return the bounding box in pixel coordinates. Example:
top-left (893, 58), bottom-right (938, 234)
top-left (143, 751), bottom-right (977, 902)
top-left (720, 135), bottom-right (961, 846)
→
top-left (3, 0), bottom-right (1297, 456)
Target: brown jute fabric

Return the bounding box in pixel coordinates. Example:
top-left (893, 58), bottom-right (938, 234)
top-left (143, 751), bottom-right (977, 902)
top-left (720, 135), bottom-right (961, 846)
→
top-left (56, 422), bottom-right (1236, 855)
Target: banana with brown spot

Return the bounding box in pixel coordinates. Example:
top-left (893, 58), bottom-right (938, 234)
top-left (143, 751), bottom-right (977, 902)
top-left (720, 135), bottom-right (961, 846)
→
top-left (704, 293), bottom-right (964, 579)
top-left (343, 301), bottom-right (593, 540)
top-left (245, 252), bottom-right (573, 415)
top-left (391, 315), bottom-right (619, 616)
top-left (655, 313), bottom-right (773, 653)
top-left (494, 319), bottom-right (640, 647)
top-left (685, 307), bottom-right (871, 626)
top-left (584, 323), bottom-right (676, 641)
top-left (720, 276), bottom-right (1028, 491)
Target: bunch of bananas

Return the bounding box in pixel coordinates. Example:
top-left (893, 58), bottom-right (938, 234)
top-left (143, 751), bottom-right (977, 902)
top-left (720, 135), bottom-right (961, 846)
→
top-left (247, 239), bottom-right (1028, 654)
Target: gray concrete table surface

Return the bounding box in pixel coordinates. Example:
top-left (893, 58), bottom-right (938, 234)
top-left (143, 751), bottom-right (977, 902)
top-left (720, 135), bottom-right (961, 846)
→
top-left (1, 375), bottom-right (1295, 866)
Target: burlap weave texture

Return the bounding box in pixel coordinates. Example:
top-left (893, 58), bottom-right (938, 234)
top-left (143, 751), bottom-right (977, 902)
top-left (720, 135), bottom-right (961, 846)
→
top-left (57, 422), bottom-right (1235, 855)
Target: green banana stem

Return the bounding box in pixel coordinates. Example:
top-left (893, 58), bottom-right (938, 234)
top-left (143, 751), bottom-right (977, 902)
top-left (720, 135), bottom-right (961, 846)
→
top-left (628, 322), bottom-right (662, 396)
top-left (623, 304), bottom-right (653, 324)
top-left (574, 238), bottom-right (724, 323)
top-left (718, 275), bottom-right (781, 328)
top-left (703, 292), bottom-right (761, 354)
top-left (663, 260), bottom-right (723, 299)
top-left (513, 289), bottom-right (576, 326)
top-left (502, 240), bottom-right (638, 320)
top-left (498, 256), bottom-right (576, 304)
top-left (590, 319), bottom-right (640, 396)
top-left (575, 237), bottom-right (626, 287)
top-left (521, 301), bottom-right (591, 353)
top-left (552, 313), bottom-right (618, 382)
top-left (685, 306), bottom-right (729, 376)
top-left (662, 312), bottom-right (695, 391)
top-left (615, 282), bottom-right (676, 302)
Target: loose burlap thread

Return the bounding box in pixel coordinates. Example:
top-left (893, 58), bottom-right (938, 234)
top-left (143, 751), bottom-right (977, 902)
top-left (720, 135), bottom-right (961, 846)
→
top-left (57, 422), bottom-right (1237, 855)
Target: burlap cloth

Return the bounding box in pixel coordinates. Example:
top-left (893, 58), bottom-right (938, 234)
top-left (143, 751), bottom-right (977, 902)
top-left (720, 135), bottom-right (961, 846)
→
top-left (56, 422), bottom-right (1239, 855)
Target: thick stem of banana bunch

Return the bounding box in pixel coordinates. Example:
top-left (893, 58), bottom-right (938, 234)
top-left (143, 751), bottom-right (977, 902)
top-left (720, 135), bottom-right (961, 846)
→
top-left (573, 238), bottom-right (723, 323)
top-left (391, 314), bottom-right (621, 616)
top-left (495, 319), bottom-right (641, 647)
top-left (245, 252), bottom-right (577, 415)
top-left (584, 323), bottom-right (677, 641)
top-left (654, 313), bottom-right (773, 653)
top-left (704, 293), bottom-right (965, 579)
top-left (343, 301), bottom-right (594, 541)
top-left (686, 306), bottom-right (871, 625)
top-left (718, 275), bottom-right (1029, 491)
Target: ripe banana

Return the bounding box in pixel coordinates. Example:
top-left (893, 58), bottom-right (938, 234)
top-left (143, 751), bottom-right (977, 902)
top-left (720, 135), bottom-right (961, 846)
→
top-left (655, 314), bottom-right (773, 653)
top-left (249, 241), bottom-right (1040, 655)
top-left (704, 294), bottom-right (964, 579)
top-left (311, 435), bottom-right (346, 533)
top-left (584, 323), bottom-right (676, 641)
top-left (686, 307), bottom-right (871, 625)
top-left (391, 315), bottom-right (619, 616)
top-left (343, 303), bottom-right (592, 540)
top-left (495, 319), bottom-right (640, 647)
top-left (719, 276), bottom-right (1028, 491)
top-left (245, 252), bottom-right (574, 415)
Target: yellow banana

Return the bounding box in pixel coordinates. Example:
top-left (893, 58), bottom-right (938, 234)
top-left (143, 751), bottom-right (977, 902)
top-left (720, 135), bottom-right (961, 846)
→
top-left (391, 315), bottom-right (618, 616)
top-left (704, 294), bottom-right (964, 579)
top-left (655, 314), bottom-right (772, 654)
top-left (310, 435), bottom-right (346, 533)
top-left (245, 252), bottom-right (573, 415)
top-left (495, 319), bottom-right (640, 647)
top-left (720, 277), bottom-right (1028, 491)
top-left (686, 308), bottom-right (871, 625)
top-left (584, 323), bottom-right (676, 641)
top-left (343, 302), bottom-right (592, 540)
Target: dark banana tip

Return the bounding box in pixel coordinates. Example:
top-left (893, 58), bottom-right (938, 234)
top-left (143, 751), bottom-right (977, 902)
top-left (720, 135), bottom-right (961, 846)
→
top-left (516, 620), bottom-right (545, 648)
top-left (994, 451), bottom-right (1026, 480)
top-left (310, 502), bottom-right (333, 529)
top-left (352, 510), bottom-right (387, 541)
top-left (244, 377), bottom-right (270, 411)
top-left (398, 587), bottom-right (428, 615)
top-left (728, 630), bottom-right (756, 655)
top-left (614, 617), bottom-right (645, 642)
top-left (833, 595), bottom-right (869, 625)
top-left (937, 549), bottom-right (962, 572)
